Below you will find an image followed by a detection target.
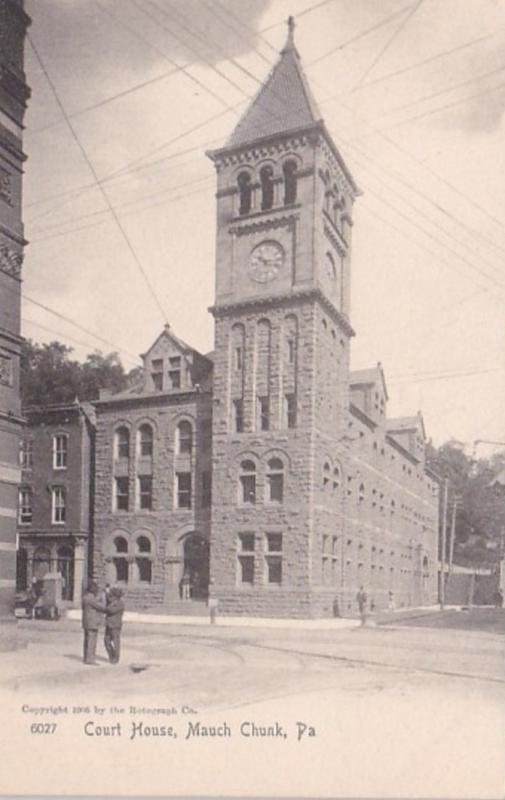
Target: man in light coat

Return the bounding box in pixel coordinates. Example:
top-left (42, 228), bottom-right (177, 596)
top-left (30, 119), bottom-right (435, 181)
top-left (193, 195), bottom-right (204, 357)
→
top-left (81, 581), bottom-right (106, 665)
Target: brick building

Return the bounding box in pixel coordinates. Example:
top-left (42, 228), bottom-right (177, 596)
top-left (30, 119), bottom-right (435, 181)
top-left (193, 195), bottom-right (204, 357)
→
top-left (0, 0), bottom-right (30, 647)
top-left (90, 20), bottom-right (439, 618)
top-left (17, 402), bottom-right (95, 608)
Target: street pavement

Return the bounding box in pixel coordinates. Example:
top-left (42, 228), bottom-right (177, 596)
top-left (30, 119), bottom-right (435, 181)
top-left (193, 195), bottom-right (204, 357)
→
top-left (1, 611), bottom-right (504, 798)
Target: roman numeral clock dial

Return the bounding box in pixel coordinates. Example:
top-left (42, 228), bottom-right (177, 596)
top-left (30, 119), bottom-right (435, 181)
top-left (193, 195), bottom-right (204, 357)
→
top-left (248, 241), bottom-right (284, 283)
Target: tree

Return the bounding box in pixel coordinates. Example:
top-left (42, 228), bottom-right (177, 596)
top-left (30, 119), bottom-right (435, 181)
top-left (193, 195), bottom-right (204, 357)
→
top-left (20, 339), bottom-right (141, 406)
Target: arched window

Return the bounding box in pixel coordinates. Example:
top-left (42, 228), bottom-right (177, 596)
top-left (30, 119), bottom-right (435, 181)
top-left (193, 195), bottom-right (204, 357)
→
top-left (115, 427), bottom-right (129, 460)
top-left (239, 459), bottom-right (256, 505)
top-left (358, 483), bottom-right (365, 504)
top-left (260, 165), bottom-right (274, 211)
top-left (112, 535), bottom-right (129, 583)
top-left (333, 466), bottom-right (340, 491)
top-left (267, 458), bottom-right (284, 503)
top-left (135, 535), bottom-right (153, 583)
top-left (237, 171), bottom-right (252, 216)
top-left (283, 159), bottom-right (297, 205)
top-left (177, 421), bottom-right (193, 455)
top-left (138, 424), bottom-right (153, 457)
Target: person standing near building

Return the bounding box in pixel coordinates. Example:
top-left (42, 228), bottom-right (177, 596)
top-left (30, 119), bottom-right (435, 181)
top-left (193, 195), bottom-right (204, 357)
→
top-left (104, 588), bottom-right (125, 664)
top-left (81, 582), bottom-right (106, 665)
top-left (356, 586), bottom-right (368, 626)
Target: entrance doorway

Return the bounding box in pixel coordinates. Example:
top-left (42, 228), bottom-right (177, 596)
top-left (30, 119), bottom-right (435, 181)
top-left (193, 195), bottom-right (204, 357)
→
top-left (16, 548), bottom-right (28, 591)
top-left (57, 545), bottom-right (74, 601)
top-left (182, 535), bottom-right (209, 600)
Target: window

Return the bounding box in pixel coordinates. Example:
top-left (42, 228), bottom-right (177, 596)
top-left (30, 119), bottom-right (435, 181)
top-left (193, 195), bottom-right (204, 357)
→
top-left (239, 460), bottom-right (256, 505)
top-left (135, 535), bottom-right (153, 583)
top-left (138, 424), bottom-right (153, 457)
top-left (323, 461), bottom-right (331, 490)
top-left (115, 477), bottom-right (129, 511)
top-left (168, 356), bottom-right (181, 389)
top-left (233, 399), bottom-right (244, 433)
top-left (333, 466), bottom-right (340, 491)
top-left (287, 338), bottom-right (295, 364)
top-left (285, 393), bottom-right (297, 428)
top-left (201, 471), bottom-right (212, 508)
top-left (177, 421), bottom-right (193, 455)
top-left (18, 487), bottom-right (32, 524)
top-left (20, 440), bottom-right (33, 469)
top-left (53, 434), bottom-right (68, 469)
top-left (238, 532), bottom-right (255, 584)
top-left (113, 535), bottom-right (128, 583)
top-left (176, 472), bottom-right (192, 509)
top-left (151, 358), bottom-right (163, 391)
top-left (235, 346), bottom-right (243, 370)
top-left (138, 475), bottom-right (152, 510)
top-left (51, 486), bottom-right (66, 524)
top-left (267, 458), bottom-right (284, 503)
top-left (283, 159), bottom-right (297, 205)
top-left (265, 532), bottom-right (282, 584)
top-left (258, 396), bottom-right (270, 431)
top-left (358, 483), bottom-right (365, 504)
top-left (260, 165), bottom-right (274, 211)
top-left (115, 427), bottom-right (129, 460)
top-left (237, 171), bottom-right (252, 216)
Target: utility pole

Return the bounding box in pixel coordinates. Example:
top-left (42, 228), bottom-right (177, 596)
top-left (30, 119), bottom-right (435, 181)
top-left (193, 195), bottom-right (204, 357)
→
top-left (440, 478), bottom-right (449, 610)
top-left (448, 496), bottom-right (461, 575)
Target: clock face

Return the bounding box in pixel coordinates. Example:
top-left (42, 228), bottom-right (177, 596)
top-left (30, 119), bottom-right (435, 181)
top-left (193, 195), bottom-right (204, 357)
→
top-left (249, 241), bottom-right (284, 283)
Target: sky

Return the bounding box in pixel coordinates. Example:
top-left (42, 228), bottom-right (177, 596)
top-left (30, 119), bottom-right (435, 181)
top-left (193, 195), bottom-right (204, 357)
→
top-left (21, 0), bottom-right (505, 448)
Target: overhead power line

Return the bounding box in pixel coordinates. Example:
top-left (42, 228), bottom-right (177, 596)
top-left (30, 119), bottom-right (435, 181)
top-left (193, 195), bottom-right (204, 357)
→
top-left (352, 0), bottom-right (424, 90)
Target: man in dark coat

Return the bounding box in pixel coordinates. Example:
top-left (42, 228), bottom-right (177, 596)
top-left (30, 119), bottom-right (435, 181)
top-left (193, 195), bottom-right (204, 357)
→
top-left (104, 588), bottom-right (125, 664)
top-left (81, 581), bottom-right (107, 665)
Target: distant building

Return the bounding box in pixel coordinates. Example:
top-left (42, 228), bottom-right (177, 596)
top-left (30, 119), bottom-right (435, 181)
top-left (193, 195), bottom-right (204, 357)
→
top-left (0, 0), bottom-right (31, 647)
top-left (17, 403), bottom-right (95, 607)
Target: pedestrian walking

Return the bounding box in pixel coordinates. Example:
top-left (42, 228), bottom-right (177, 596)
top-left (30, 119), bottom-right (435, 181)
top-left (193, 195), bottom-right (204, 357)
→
top-left (356, 586), bottom-right (368, 626)
top-left (104, 588), bottom-right (125, 664)
top-left (81, 581), bottom-right (107, 665)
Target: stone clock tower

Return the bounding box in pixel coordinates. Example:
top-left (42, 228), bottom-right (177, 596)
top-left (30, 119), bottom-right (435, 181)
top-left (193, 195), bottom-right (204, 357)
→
top-left (207, 19), bottom-right (360, 618)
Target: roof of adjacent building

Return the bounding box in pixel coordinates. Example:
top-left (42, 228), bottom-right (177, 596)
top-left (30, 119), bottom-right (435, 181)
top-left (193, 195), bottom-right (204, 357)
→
top-left (349, 363), bottom-right (389, 401)
top-left (226, 17), bottom-right (322, 148)
top-left (386, 412), bottom-right (426, 441)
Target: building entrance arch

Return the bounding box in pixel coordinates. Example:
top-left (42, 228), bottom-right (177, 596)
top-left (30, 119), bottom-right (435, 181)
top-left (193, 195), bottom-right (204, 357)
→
top-left (181, 534), bottom-right (209, 600)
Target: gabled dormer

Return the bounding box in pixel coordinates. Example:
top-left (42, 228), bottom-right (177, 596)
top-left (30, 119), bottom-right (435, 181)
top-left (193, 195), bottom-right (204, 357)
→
top-left (349, 363), bottom-right (388, 425)
top-left (386, 412), bottom-right (427, 462)
top-left (141, 324), bottom-right (212, 394)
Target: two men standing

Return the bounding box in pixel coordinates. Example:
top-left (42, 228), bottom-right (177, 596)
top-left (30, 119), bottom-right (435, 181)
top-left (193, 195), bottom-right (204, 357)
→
top-left (81, 582), bottom-right (124, 665)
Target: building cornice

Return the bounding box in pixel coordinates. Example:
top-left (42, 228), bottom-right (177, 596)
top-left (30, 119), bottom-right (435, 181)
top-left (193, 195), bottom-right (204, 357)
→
top-left (94, 388), bottom-right (212, 410)
top-left (209, 287), bottom-right (355, 337)
top-left (385, 433), bottom-right (420, 465)
top-left (349, 402), bottom-right (377, 431)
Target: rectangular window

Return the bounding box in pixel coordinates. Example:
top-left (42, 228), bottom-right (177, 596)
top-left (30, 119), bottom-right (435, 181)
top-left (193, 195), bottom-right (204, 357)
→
top-left (53, 434), bottom-right (68, 469)
top-left (20, 440), bottom-right (33, 469)
top-left (151, 358), bottom-right (164, 391)
top-left (238, 532), bottom-right (255, 584)
top-left (18, 488), bottom-right (32, 524)
top-left (286, 393), bottom-right (297, 428)
top-left (287, 339), bottom-right (295, 364)
top-left (168, 356), bottom-right (181, 389)
top-left (201, 471), bottom-right (212, 508)
top-left (138, 475), bottom-right (152, 510)
top-left (115, 477), bottom-right (129, 511)
top-left (258, 396), bottom-right (270, 431)
top-left (233, 399), bottom-right (244, 433)
top-left (267, 472), bottom-right (283, 503)
top-left (176, 472), bottom-right (192, 509)
top-left (52, 486), bottom-right (66, 524)
top-left (265, 532), bottom-right (283, 584)
top-left (240, 474), bottom-right (256, 505)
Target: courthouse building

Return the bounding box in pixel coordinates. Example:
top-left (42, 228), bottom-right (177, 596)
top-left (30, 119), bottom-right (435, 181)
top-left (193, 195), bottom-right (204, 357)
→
top-left (0, 0), bottom-right (30, 646)
top-left (91, 21), bottom-right (439, 618)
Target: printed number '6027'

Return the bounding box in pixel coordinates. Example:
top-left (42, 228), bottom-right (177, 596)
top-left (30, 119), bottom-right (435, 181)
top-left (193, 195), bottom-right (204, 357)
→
top-left (30, 723), bottom-right (57, 734)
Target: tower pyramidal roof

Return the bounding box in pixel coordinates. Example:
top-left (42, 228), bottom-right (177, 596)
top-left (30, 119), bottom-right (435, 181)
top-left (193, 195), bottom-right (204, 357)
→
top-left (226, 17), bottom-right (323, 148)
